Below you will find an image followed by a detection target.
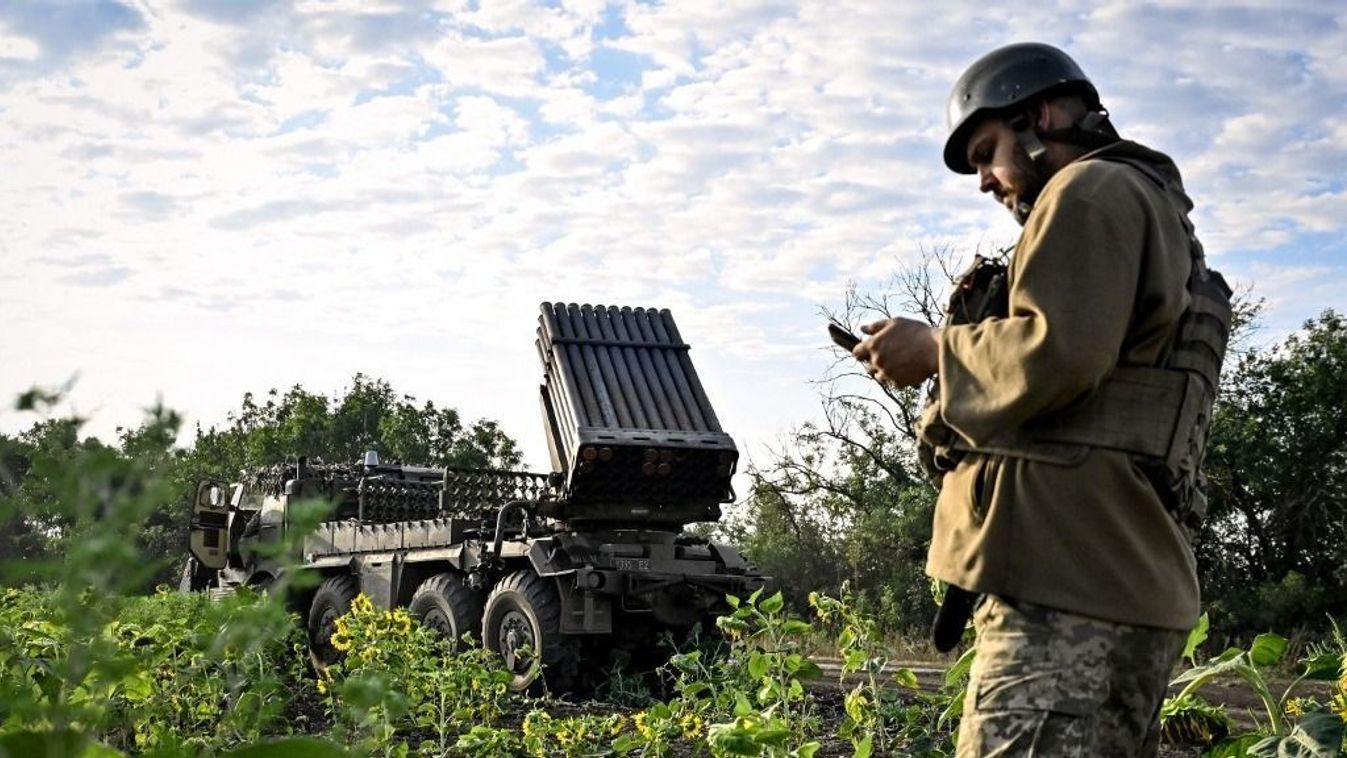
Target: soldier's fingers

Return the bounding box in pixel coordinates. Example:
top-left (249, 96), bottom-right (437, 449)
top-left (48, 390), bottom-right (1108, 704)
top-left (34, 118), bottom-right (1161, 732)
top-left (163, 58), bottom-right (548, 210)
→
top-left (859, 319), bottom-right (889, 336)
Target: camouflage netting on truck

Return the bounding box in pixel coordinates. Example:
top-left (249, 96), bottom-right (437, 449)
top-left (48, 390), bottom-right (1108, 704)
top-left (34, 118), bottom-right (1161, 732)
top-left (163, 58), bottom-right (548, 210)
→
top-left (249, 461), bottom-right (553, 525)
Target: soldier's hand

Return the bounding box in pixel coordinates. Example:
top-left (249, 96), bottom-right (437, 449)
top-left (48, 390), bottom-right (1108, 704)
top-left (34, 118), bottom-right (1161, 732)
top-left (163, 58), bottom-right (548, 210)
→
top-left (854, 318), bottom-right (940, 388)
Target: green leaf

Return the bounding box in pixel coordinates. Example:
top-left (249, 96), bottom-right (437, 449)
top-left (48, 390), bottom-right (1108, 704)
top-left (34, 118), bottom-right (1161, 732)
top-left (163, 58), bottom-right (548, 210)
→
top-left (782, 619), bottom-right (812, 636)
top-left (119, 670), bottom-right (153, 702)
top-left (671, 650), bottom-right (702, 673)
top-left (1205, 734), bottom-right (1266, 758)
top-left (795, 660), bottom-right (823, 679)
top-left (683, 681), bottom-right (712, 698)
top-left (1183, 612), bottom-right (1209, 663)
top-left (1297, 651), bottom-right (1343, 682)
top-left (709, 719), bottom-right (763, 754)
top-left (1249, 633), bottom-right (1289, 668)
top-left (892, 667), bottom-right (919, 689)
top-left (758, 682), bottom-right (778, 704)
top-left (844, 689), bottom-right (868, 723)
top-left (748, 650), bottom-right (769, 679)
top-left (795, 742), bottom-right (822, 758)
top-left (726, 594), bottom-right (741, 609)
top-left (0, 731), bottom-right (123, 758)
top-left (843, 649), bottom-right (866, 672)
top-left (943, 645), bottom-right (976, 690)
top-left (853, 733), bottom-right (874, 758)
top-left (1248, 712), bottom-right (1345, 757)
top-left (760, 591), bottom-right (785, 615)
top-left (753, 726), bottom-right (792, 746)
top-left (1171, 648), bottom-right (1246, 686)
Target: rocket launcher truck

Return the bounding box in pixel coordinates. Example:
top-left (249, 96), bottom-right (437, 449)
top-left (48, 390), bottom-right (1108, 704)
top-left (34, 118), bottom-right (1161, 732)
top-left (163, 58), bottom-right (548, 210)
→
top-left (185, 303), bottom-right (764, 690)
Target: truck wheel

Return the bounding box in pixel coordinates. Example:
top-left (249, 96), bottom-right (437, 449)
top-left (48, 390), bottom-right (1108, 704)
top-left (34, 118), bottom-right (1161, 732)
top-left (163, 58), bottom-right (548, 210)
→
top-left (482, 570), bottom-right (577, 692)
top-left (179, 557), bottom-right (199, 592)
top-left (409, 572), bottom-right (481, 648)
top-left (308, 574), bottom-right (358, 666)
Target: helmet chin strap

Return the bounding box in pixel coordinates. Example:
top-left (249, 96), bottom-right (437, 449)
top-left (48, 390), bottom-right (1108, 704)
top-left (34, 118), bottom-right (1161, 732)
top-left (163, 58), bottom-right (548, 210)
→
top-left (1008, 113), bottom-right (1047, 225)
top-left (1006, 109), bottom-right (1119, 225)
top-left (1040, 110), bottom-right (1121, 151)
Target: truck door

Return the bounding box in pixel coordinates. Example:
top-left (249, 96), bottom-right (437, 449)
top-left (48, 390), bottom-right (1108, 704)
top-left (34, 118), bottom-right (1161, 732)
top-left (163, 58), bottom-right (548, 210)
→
top-left (189, 481), bottom-right (233, 570)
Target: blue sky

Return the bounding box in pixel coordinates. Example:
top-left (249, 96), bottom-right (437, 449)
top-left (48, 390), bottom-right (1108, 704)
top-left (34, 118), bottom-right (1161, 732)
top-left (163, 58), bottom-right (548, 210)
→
top-left (2, 0), bottom-right (1344, 474)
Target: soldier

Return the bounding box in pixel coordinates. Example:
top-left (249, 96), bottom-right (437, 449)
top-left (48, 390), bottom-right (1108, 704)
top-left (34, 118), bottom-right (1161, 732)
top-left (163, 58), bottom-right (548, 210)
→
top-left (855, 43), bottom-right (1229, 756)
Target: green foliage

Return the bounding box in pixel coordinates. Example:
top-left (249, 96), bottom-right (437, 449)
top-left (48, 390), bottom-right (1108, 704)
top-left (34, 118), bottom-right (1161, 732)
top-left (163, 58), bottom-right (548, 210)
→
top-left (518, 709), bottom-right (629, 757)
top-left (0, 375), bottom-right (521, 591)
top-left (1201, 310), bottom-right (1347, 638)
top-left (607, 589), bottom-right (831, 757)
top-left (810, 583), bottom-right (956, 757)
top-left (0, 392), bottom-right (324, 755)
top-left (223, 737), bottom-right (350, 757)
top-left (728, 404), bottom-right (937, 636)
top-left (1163, 615), bottom-right (1347, 757)
top-left (320, 594), bottom-right (516, 756)
top-left (9, 301), bottom-right (1347, 755)
top-left (717, 590), bottom-right (823, 730)
top-left (1160, 695), bottom-right (1232, 747)
top-left (1248, 712), bottom-right (1345, 758)
top-left (0, 728), bottom-right (123, 758)
top-left (192, 373), bottom-right (522, 478)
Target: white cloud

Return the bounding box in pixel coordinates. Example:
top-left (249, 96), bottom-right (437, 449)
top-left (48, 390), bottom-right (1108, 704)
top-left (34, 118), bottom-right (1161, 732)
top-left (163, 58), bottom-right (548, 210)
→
top-left (1, 0), bottom-right (1345, 473)
top-left (0, 30), bottom-right (39, 60)
top-left (423, 33), bottom-right (547, 98)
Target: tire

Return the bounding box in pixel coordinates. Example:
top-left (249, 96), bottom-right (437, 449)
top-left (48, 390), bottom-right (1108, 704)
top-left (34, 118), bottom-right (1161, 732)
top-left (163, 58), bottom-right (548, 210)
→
top-left (179, 556), bottom-right (215, 592)
top-left (307, 574), bottom-right (358, 666)
top-left (482, 570), bottom-right (578, 693)
top-left (409, 572), bottom-right (482, 649)
top-left (178, 557), bottom-right (198, 592)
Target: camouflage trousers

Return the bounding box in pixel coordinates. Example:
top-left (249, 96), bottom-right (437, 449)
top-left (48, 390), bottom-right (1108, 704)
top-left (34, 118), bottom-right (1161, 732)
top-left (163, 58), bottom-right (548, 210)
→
top-left (956, 596), bottom-right (1186, 758)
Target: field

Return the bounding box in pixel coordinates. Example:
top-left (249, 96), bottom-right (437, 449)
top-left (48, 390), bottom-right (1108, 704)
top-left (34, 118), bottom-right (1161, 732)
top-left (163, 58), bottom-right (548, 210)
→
top-left (3, 580), bottom-right (1344, 758)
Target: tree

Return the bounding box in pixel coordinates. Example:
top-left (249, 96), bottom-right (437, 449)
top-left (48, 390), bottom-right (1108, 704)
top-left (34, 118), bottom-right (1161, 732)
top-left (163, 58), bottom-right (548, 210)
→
top-left (0, 418), bottom-right (117, 579)
top-left (1199, 310), bottom-right (1347, 634)
top-left (0, 399), bottom-right (183, 589)
top-left (725, 248), bottom-right (964, 634)
top-left (1, 375), bottom-right (523, 591)
top-left (188, 373), bottom-right (522, 482)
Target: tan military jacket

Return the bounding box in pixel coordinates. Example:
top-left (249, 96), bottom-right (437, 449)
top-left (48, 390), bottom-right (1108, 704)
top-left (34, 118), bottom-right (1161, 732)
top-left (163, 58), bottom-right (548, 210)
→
top-left (926, 142), bottom-right (1200, 631)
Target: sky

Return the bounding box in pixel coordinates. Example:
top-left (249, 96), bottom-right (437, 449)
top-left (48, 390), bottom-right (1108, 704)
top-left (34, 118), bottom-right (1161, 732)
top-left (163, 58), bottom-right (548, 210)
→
top-left (2, 0), bottom-right (1345, 476)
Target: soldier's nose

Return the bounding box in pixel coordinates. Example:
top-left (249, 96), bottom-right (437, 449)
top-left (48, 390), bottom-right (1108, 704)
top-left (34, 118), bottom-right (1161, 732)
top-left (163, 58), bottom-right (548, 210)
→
top-left (978, 168), bottom-right (997, 195)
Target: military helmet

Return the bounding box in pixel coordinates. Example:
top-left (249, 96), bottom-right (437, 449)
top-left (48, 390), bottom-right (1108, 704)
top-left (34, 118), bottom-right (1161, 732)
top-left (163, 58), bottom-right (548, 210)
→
top-left (943, 43), bottom-right (1101, 174)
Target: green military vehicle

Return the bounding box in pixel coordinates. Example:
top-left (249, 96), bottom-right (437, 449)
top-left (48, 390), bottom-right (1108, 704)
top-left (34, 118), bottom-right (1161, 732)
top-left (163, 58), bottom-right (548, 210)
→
top-left (184, 303), bottom-right (763, 690)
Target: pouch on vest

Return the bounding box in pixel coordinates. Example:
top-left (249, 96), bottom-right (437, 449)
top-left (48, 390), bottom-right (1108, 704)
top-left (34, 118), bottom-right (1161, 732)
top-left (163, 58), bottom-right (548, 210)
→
top-left (915, 256), bottom-right (1009, 485)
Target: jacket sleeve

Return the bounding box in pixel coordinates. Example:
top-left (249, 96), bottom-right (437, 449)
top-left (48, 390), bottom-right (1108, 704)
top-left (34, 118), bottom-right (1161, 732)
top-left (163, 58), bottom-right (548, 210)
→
top-left (938, 164), bottom-right (1147, 447)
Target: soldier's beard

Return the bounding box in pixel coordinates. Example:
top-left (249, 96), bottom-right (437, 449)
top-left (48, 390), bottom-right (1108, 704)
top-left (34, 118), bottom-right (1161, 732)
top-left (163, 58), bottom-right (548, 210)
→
top-left (1010, 146), bottom-right (1049, 226)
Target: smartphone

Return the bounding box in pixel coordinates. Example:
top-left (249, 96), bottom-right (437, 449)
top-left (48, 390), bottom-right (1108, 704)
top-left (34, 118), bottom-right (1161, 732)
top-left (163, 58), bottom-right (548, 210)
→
top-left (827, 321), bottom-right (861, 352)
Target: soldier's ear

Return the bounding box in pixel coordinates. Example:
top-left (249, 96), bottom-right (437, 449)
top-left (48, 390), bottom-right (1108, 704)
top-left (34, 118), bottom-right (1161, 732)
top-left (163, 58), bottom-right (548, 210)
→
top-left (1035, 99), bottom-right (1054, 131)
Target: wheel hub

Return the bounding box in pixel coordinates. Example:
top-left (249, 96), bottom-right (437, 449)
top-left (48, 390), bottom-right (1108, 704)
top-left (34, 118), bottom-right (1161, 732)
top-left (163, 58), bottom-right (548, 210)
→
top-left (425, 608), bottom-right (449, 635)
top-left (497, 609), bottom-right (535, 673)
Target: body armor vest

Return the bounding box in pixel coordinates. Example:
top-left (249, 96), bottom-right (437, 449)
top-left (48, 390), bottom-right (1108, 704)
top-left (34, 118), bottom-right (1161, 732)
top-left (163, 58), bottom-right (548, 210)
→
top-left (917, 156), bottom-right (1233, 528)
